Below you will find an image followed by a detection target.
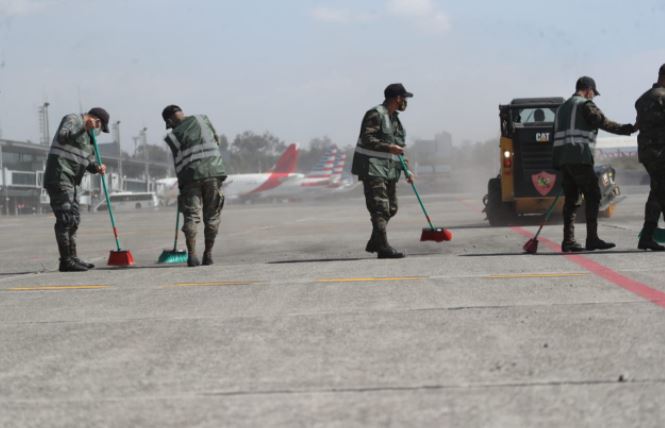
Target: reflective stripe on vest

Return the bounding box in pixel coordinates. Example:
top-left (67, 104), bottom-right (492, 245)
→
top-left (169, 116), bottom-right (220, 173)
top-left (553, 98), bottom-right (597, 148)
top-left (48, 145), bottom-right (90, 166)
top-left (353, 145), bottom-right (399, 161)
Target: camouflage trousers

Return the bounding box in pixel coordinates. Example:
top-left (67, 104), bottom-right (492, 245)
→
top-left (362, 177), bottom-right (399, 231)
top-left (47, 185), bottom-right (81, 235)
top-left (178, 177), bottom-right (225, 242)
top-left (561, 164), bottom-right (601, 241)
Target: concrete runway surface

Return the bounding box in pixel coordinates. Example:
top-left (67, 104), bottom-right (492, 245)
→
top-left (0, 185), bottom-right (664, 427)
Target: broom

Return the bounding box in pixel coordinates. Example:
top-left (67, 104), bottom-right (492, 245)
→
top-left (158, 208), bottom-right (188, 264)
top-left (90, 131), bottom-right (135, 267)
top-left (523, 192), bottom-right (562, 254)
top-left (398, 155), bottom-right (453, 242)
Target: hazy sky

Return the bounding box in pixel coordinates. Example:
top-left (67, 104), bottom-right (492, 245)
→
top-left (0, 0), bottom-right (664, 152)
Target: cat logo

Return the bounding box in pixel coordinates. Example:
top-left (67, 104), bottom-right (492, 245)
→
top-left (536, 132), bottom-right (550, 143)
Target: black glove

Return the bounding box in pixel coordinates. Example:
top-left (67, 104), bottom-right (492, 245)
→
top-left (619, 124), bottom-right (635, 135)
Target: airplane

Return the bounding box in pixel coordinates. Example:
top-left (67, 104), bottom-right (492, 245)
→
top-left (262, 146), bottom-right (358, 200)
top-left (156, 144), bottom-right (300, 205)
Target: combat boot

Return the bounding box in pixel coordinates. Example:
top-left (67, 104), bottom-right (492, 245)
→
top-left (55, 231), bottom-right (87, 272)
top-left (375, 229), bottom-right (405, 259)
top-left (561, 218), bottom-right (584, 253)
top-left (185, 235), bottom-right (200, 267)
top-left (585, 219), bottom-right (615, 251)
top-left (69, 232), bottom-right (95, 269)
top-left (638, 223), bottom-right (665, 251)
top-left (365, 229), bottom-right (379, 253)
top-left (202, 239), bottom-right (215, 266)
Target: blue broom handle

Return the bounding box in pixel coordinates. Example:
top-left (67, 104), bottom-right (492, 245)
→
top-left (398, 154), bottom-right (435, 230)
top-left (89, 131), bottom-right (122, 251)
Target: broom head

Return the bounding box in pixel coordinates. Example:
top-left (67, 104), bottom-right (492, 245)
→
top-left (158, 249), bottom-right (188, 264)
top-left (108, 250), bottom-right (135, 267)
top-left (523, 238), bottom-right (539, 254)
top-left (420, 227), bottom-right (453, 242)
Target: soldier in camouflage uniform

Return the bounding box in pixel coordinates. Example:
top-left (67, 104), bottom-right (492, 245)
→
top-left (635, 64), bottom-right (665, 251)
top-left (351, 83), bottom-right (414, 259)
top-left (43, 108), bottom-right (109, 272)
top-left (162, 105), bottom-right (227, 267)
top-left (553, 77), bottom-right (635, 252)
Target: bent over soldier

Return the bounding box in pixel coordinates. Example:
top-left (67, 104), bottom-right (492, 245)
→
top-left (43, 108), bottom-right (109, 272)
top-left (162, 105), bottom-right (227, 267)
top-left (351, 83), bottom-right (414, 259)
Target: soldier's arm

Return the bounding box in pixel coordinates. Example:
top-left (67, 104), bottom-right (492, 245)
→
top-left (582, 101), bottom-right (634, 135)
top-left (359, 110), bottom-right (391, 152)
top-left (56, 114), bottom-right (86, 144)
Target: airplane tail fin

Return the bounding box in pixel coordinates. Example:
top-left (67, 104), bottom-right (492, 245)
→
top-left (307, 146), bottom-right (337, 179)
top-left (329, 151), bottom-right (347, 186)
top-left (272, 144), bottom-right (299, 174)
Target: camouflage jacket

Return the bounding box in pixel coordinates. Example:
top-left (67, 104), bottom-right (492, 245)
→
top-left (351, 103), bottom-right (405, 181)
top-left (635, 83), bottom-right (665, 166)
top-left (43, 114), bottom-right (100, 189)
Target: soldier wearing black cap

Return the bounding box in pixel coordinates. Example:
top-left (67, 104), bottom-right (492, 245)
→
top-left (635, 64), bottom-right (665, 251)
top-left (553, 77), bottom-right (636, 252)
top-left (162, 105), bottom-right (227, 267)
top-left (351, 83), bottom-right (414, 259)
top-left (43, 108), bottom-right (109, 272)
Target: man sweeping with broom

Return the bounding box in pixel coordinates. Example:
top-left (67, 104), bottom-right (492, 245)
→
top-left (44, 108), bottom-right (110, 272)
top-left (352, 83), bottom-right (414, 259)
top-left (162, 105), bottom-right (227, 267)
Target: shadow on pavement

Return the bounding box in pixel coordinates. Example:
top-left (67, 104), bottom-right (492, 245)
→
top-left (461, 249), bottom-right (649, 257)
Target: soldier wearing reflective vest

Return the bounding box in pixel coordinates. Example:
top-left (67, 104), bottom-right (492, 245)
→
top-left (553, 77), bottom-right (635, 252)
top-left (162, 105), bottom-right (227, 267)
top-left (43, 107), bottom-right (109, 272)
top-left (351, 83), bottom-right (414, 259)
top-left (635, 64), bottom-right (665, 251)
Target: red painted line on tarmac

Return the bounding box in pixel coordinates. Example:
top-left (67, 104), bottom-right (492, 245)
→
top-left (512, 227), bottom-right (665, 309)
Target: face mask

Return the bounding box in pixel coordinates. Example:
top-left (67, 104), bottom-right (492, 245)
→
top-left (398, 99), bottom-right (408, 111)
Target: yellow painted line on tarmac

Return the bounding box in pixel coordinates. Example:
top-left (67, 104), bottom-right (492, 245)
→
top-left (486, 272), bottom-right (589, 280)
top-left (7, 285), bottom-right (109, 292)
top-left (317, 276), bottom-right (427, 283)
top-left (170, 280), bottom-right (259, 288)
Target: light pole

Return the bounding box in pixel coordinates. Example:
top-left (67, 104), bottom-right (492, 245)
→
top-left (140, 127), bottom-right (149, 191)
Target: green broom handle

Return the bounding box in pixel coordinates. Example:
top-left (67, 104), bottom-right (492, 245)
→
top-left (90, 131), bottom-right (122, 252)
top-left (173, 207), bottom-right (180, 251)
top-left (533, 191), bottom-right (562, 240)
top-left (398, 154), bottom-right (435, 230)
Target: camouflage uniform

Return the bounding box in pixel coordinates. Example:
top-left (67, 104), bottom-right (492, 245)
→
top-left (553, 96), bottom-right (633, 249)
top-left (352, 103), bottom-right (405, 255)
top-left (164, 114), bottom-right (226, 265)
top-left (635, 83), bottom-right (665, 244)
top-left (43, 114), bottom-right (102, 269)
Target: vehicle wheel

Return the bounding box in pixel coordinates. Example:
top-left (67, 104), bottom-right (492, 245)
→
top-left (135, 203), bottom-right (142, 209)
top-left (485, 177), bottom-right (513, 226)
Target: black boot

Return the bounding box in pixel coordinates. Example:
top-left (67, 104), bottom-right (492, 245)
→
top-left (202, 240), bottom-right (214, 266)
top-left (561, 217), bottom-right (584, 252)
top-left (375, 228), bottom-right (405, 259)
top-left (185, 234), bottom-right (200, 267)
top-left (365, 228), bottom-right (379, 253)
top-left (69, 232), bottom-right (95, 269)
top-left (56, 230), bottom-right (87, 272)
top-left (638, 222), bottom-right (665, 251)
top-left (585, 219), bottom-right (615, 251)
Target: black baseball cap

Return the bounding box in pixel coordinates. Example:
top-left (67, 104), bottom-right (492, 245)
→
top-left (384, 83), bottom-right (413, 100)
top-left (576, 76), bottom-right (600, 96)
top-left (87, 107), bottom-right (110, 133)
top-left (162, 104), bottom-right (182, 129)
top-left (659, 64), bottom-right (665, 77)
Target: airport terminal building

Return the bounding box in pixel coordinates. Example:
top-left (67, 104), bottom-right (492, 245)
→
top-left (0, 138), bottom-right (172, 215)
